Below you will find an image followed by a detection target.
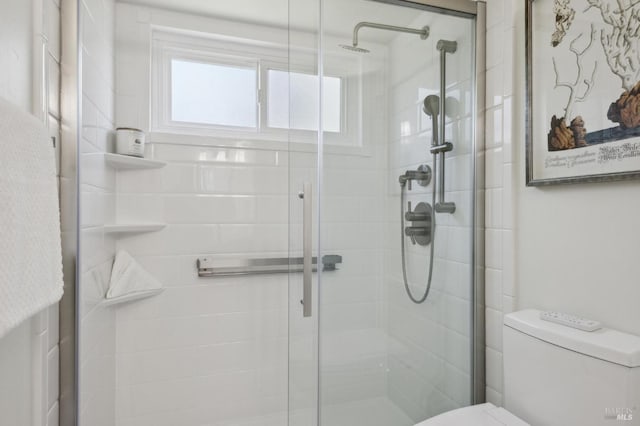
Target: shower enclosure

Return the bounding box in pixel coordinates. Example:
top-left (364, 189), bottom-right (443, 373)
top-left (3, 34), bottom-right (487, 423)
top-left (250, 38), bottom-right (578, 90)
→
top-left (67, 0), bottom-right (485, 425)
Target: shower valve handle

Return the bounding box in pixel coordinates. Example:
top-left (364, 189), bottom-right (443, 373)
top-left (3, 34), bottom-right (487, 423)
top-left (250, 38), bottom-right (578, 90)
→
top-left (406, 201), bottom-right (430, 222)
top-left (405, 211), bottom-right (429, 222)
top-left (399, 166), bottom-right (432, 189)
top-left (405, 226), bottom-right (429, 237)
top-left (406, 202), bottom-right (416, 244)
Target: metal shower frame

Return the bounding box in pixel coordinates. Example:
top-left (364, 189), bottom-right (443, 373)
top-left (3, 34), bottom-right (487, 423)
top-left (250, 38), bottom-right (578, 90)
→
top-left (59, 1), bottom-right (486, 424)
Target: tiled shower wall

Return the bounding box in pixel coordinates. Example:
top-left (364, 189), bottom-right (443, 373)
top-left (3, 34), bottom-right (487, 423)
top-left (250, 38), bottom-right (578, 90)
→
top-left (317, 64), bottom-right (388, 411)
top-left (112, 7), bottom-right (292, 425)
top-left (384, 12), bottom-right (476, 422)
top-left (113, 144), bottom-right (291, 425)
top-left (109, 147), bottom-right (387, 426)
top-left (78, 0), bottom-right (117, 424)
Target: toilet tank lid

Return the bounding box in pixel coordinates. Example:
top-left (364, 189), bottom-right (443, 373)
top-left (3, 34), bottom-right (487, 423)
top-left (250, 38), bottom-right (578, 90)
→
top-left (504, 309), bottom-right (640, 368)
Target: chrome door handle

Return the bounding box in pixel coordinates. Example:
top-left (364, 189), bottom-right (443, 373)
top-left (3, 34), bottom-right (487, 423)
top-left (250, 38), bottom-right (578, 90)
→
top-left (299, 182), bottom-right (312, 317)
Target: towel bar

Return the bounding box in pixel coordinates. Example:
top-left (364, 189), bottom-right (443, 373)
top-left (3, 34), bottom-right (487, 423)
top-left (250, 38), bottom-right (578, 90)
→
top-left (196, 255), bottom-right (342, 277)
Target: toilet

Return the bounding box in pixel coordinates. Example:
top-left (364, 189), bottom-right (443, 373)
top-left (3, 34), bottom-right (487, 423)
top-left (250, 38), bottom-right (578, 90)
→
top-left (416, 309), bottom-right (640, 425)
top-left (413, 402), bottom-right (527, 425)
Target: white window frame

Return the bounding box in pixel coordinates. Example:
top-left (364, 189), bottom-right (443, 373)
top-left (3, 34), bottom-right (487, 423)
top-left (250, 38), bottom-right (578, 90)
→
top-left (152, 39), bottom-right (261, 136)
top-left (151, 29), bottom-right (362, 148)
top-left (167, 53), bottom-right (260, 133)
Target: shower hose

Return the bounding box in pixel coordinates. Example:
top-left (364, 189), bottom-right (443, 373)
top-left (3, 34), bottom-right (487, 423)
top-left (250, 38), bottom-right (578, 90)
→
top-left (399, 157), bottom-right (437, 304)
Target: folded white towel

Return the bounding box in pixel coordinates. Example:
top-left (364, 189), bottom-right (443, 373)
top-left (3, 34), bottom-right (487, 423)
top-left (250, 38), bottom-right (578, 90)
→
top-left (106, 251), bottom-right (164, 305)
top-left (0, 97), bottom-right (63, 338)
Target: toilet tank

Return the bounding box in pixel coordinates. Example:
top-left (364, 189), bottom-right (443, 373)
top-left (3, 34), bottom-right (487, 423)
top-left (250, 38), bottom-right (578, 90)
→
top-left (503, 309), bottom-right (640, 426)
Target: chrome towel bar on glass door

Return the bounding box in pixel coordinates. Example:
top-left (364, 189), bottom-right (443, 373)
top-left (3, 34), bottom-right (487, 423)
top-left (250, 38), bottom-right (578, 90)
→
top-left (196, 255), bottom-right (343, 277)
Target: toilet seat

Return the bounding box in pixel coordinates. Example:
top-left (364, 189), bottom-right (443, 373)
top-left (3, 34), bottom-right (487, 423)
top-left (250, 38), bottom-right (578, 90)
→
top-left (414, 403), bottom-right (529, 426)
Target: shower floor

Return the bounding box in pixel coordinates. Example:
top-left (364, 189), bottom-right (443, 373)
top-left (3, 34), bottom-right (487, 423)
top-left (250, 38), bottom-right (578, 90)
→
top-left (321, 397), bottom-right (415, 426)
top-left (220, 396), bottom-right (414, 426)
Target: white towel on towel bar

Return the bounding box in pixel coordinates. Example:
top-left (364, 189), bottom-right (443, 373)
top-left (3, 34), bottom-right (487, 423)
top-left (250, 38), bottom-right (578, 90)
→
top-left (0, 97), bottom-right (63, 338)
top-left (105, 251), bottom-right (164, 305)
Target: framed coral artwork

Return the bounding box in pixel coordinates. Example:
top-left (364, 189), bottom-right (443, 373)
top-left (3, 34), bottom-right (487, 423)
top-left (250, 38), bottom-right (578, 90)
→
top-left (526, 0), bottom-right (640, 185)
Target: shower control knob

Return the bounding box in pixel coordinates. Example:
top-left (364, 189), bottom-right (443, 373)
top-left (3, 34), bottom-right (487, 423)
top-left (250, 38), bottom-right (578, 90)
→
top-left (402, 202), bottom-right (432, 247)
top-left (405, 211), bottom-right (429, 222)
top-left (404, 226), bottom-right (429, 237)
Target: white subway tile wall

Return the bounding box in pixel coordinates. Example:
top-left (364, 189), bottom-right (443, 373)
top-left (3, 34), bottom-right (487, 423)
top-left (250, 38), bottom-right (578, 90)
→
top-left (113, 144), bottom-right (290, 425)
top-left (484, 0), bottom-right (518, 407)
top-left (318, 62), bottom-right (388, 411)
top-left (78, 0), bottom-right (117, 425)
top-left (111, 58), bottom-right (390, 426)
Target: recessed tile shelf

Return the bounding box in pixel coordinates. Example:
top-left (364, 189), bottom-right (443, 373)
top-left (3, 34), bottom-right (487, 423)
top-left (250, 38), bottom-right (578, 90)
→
top-left (104, 224), bottom-right (166, 234)
top-left (104, 153), bottom-right (167, 169)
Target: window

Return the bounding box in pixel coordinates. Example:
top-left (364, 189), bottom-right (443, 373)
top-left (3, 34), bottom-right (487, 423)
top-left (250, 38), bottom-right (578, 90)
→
top-left (267, 70), bottom-right (342, 133)
top-left (171, 59), bottom-right (257, 128)
top-left (152, 32), bottom-right (360, 147)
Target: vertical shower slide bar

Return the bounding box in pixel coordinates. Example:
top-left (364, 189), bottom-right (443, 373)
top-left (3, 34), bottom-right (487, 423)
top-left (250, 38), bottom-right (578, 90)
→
top-left (433, 39), bottom-right (457, 214)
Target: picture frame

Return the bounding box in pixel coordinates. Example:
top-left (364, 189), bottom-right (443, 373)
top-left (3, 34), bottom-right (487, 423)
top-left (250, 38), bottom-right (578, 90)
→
top-left (526, 0), bottom-right (640, 185)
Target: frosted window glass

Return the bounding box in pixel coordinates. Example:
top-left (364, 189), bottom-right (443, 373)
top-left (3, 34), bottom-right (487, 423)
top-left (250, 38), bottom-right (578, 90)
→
top-left (171, 59), bottom-right (257, 128)
top-left (267, 70), bottom-right (341, 133)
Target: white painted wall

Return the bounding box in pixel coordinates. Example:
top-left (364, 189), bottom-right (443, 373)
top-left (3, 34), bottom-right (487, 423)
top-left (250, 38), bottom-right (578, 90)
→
top-left (0, 0), bottom-right (62, 425)
top-left (484, 0), bottom-right (640, 409)
top-left (512, 0), bottom-right (640, 380)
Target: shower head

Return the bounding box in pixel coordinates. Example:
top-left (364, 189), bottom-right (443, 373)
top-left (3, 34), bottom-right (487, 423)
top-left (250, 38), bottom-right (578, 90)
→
top-left (339, 44), bottom-right (370, 54)
top-left (423, 95), bottom-right (440, 146)
top-left (340, 22), bottom-right (429, 55)
top-left (423, 95), bottom-right (440, 117)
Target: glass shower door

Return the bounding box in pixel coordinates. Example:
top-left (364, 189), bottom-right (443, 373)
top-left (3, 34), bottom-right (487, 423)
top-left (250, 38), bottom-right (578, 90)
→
top-left (317, 1), bottom-right (479, 425)
top-left (287, 0), bottom-right (321, 425)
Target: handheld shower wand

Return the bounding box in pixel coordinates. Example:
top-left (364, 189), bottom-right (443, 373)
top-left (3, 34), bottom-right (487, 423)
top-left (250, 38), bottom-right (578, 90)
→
top-left (423, 95), bottom-right (440, 147)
